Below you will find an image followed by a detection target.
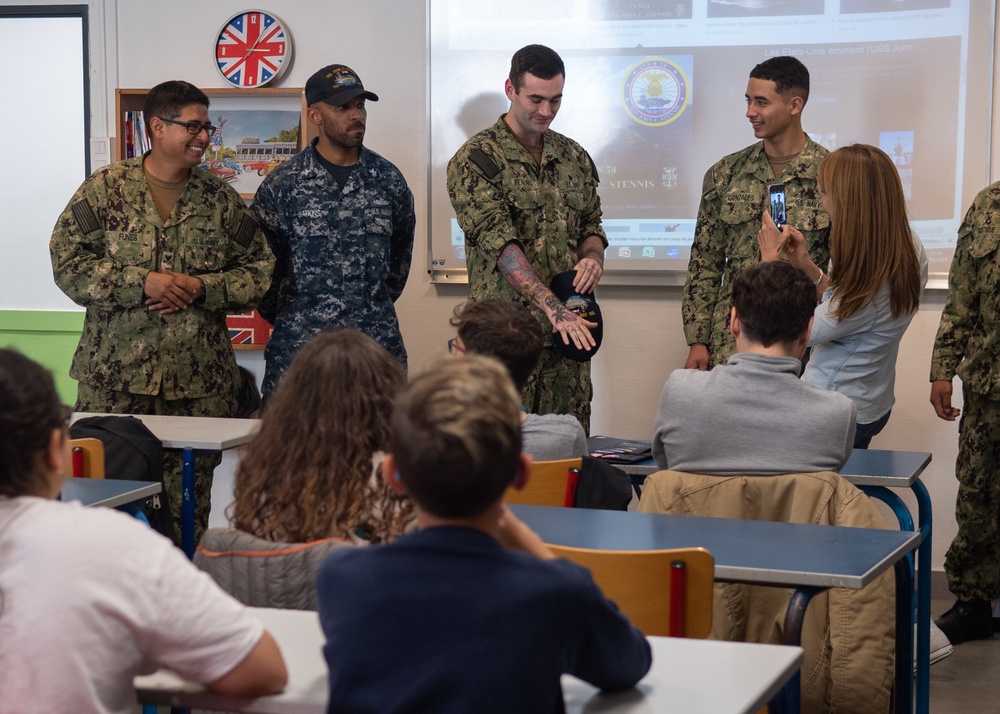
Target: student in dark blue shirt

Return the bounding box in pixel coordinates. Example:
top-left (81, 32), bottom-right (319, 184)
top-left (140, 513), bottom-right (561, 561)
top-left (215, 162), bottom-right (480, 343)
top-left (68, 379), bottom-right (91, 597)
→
top-left (316, 355), bottom-right (651, 713)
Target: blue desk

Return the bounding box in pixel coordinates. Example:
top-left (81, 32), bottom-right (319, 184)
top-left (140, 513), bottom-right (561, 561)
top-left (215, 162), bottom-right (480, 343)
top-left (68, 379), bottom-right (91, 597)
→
top-left (596, 440), bottom-right (933, 714)
top-left (840, 450), bottom-right (933, 714)
top-left (60, 478), bottom-right (161, 509)
top-left (513, 504), bottom-right (919, 714)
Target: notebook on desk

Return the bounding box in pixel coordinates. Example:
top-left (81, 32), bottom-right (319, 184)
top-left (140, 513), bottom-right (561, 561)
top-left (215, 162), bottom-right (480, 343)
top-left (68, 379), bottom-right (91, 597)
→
top-left (588, 436), bottom-right (653, 464)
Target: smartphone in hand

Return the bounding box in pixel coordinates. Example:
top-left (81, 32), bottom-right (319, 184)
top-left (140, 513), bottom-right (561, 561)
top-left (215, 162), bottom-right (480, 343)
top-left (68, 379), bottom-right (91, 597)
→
top-left (768, 183), bottom-right (786, 229)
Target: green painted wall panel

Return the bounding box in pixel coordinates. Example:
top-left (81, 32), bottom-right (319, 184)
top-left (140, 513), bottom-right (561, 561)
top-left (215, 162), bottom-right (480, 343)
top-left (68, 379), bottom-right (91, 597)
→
top-left (0, 310), bottom-right (83, 404)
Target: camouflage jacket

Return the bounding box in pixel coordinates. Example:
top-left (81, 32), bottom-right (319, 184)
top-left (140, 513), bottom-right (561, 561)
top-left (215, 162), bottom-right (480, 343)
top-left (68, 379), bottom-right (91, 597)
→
top-left (931, 181), bottom-right (1000, 397)
top-left (252, 141), bottom-right (414, 387)
top-left (447, 116), bottom-right (607, 327)
top-left (682, 137), bottom-right (831, 366)
top-left (49, 157), bottom-right (274, 399)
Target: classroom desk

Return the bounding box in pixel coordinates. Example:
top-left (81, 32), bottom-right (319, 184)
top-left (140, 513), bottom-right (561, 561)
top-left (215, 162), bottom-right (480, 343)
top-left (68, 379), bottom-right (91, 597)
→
top-left (60, 478), bottom-right (161, 509)
top-left (72, 413), bottom-right (260, 557)
top-left (590, 439), bottom-right (930, 489)
top-left (512, 504), bottom-right (919, 714)
top-left (841, 449), bottom-right (934, 714)
top-left (593, 440), bottom-right (934, 714)
top-left (135, 606), bottom-right (804, 714)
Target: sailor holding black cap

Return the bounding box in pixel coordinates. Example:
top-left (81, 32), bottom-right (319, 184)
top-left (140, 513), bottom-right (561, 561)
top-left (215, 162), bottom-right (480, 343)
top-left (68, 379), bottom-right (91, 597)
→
top-left (447, 45), bottom-right (607, 433)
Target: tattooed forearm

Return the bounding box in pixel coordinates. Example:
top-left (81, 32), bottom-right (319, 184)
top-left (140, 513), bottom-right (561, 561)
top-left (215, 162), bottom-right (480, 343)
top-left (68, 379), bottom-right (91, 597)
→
top-left (498, 243), bottom-right (558, 313)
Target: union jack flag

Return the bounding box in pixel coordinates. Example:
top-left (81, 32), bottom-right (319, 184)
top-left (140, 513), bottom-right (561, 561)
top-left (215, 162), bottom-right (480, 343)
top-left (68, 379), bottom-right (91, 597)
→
top-left (227, 310), bottom-right (273, 347)
top-left (216, 12), bottom-right (286, 88)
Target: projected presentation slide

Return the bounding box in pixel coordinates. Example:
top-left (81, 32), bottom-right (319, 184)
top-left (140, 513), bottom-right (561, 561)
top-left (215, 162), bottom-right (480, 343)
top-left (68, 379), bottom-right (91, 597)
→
top-left (429, 0), bottom-right (987, 282)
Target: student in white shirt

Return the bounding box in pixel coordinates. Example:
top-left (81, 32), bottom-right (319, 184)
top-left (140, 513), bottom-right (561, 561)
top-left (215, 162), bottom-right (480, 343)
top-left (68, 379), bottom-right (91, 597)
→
top-left (0, 348), bottom-right (287, 714)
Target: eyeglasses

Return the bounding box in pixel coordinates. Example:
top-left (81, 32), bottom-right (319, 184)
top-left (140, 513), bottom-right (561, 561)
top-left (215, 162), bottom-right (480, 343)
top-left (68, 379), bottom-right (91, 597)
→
top-left (158, 117), bottom-right (218, 137)
top-left (447, 338), bottom-right (465, 355)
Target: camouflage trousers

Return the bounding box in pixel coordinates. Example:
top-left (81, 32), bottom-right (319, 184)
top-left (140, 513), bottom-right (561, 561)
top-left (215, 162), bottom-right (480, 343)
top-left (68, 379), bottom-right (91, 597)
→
top-left (945, 389), bottom-right (1000, 601)
top-left (521, 346), bottom-right (592, 435)
top-left (76, 383), bottom-right (238, 545)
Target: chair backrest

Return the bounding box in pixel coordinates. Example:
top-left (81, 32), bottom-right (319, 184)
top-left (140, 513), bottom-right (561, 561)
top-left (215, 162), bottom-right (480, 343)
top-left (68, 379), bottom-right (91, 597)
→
top-left (195, 528), bottom-right (356, 610)
top-left (546, 544), bottom-right (714, 638)
top-left (636, 470), bottom-right (896, 714)
top-left (68, 438), bottom-right (105, 478)
top-left (504, 458), bottom-right (583, 507)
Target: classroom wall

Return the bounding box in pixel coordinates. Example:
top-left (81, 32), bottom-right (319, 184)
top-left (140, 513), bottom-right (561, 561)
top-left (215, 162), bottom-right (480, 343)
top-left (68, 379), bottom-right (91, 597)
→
top-left (2, 0), bottom-right (990, 576)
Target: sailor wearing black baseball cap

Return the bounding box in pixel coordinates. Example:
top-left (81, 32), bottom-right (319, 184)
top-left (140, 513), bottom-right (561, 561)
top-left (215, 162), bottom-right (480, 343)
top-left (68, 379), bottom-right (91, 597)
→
top-left (305, 64), bottom-right (380, 106)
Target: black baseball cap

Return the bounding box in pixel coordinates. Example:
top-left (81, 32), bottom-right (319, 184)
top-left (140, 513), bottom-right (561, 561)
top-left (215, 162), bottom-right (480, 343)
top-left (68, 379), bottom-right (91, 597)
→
top-left (305, 64), bottom-right (379, 107)
top-left (549, 270), bottom-right (603, 362)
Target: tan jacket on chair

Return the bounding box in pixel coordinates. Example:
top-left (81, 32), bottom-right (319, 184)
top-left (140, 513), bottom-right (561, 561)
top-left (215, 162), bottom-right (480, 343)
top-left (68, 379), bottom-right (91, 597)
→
top-left (637, 470), bottom-right (894, 714)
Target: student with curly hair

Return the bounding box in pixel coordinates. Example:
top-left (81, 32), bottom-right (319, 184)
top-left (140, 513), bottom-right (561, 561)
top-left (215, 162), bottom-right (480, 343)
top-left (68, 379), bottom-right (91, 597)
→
top-left (196, 328), bottom-right (414, 609)
top-left (232, 327), bottom-right (413, 543)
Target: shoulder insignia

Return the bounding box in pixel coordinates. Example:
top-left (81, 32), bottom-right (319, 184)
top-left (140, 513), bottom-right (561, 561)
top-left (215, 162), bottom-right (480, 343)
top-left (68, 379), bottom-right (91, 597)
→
top-left (468, 148), bottom-right (500, 179)
top-left (70, 200), bottom-right (101, 235)
top-left (234, 214), bottom-right (258, 249)
top-left (585, 152), bottom-right (600, 183)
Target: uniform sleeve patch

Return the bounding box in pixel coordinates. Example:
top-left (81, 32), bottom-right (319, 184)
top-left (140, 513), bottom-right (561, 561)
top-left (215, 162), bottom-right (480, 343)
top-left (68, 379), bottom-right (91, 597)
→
top-left (468, 148), bottom-right (500, 180)
top-left (70, 200), bottom-right (101, 235)
top-left (234, 214), bottom-right (258, 249)
top-left (586, 152), bottom-right (600, 183)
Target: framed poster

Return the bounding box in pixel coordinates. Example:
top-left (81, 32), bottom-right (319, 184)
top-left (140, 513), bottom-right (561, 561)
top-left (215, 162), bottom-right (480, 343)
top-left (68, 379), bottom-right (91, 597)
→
top-left (203, 89), bottom-right (304, 199)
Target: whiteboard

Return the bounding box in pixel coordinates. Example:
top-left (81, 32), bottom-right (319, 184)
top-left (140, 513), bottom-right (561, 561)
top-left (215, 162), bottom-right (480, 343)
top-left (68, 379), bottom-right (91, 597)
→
top-left (0, 10), bottom-right (88, 311)
top-left (428, 0), bottom-right (994, 286)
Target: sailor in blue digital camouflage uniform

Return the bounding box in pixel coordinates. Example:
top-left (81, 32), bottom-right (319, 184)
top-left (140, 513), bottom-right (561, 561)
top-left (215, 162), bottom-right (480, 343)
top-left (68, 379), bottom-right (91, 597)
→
top-left (252, 64), bottom-right (415, 400)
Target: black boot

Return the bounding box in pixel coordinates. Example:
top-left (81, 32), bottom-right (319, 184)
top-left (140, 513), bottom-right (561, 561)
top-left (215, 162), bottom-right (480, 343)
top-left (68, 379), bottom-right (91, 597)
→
top-left (935, 598), bottom-right (993, 644)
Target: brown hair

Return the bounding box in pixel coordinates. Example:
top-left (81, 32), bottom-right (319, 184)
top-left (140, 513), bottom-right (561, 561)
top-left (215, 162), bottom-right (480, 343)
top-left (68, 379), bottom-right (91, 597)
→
top-left (0, 350), bottom-right (65, 498)
top-left (391, 355), bottom-right (521, 519)
top-left (509, 44), bottom-right (565, 91)
top-left (230, 329), bottom-right (411, 543)
top-left (450, 299), bottom-right (544, 391)
top-left (818, 144), bottom-right (922, 321)
top-left (731, 262), bottom-right (816, 347)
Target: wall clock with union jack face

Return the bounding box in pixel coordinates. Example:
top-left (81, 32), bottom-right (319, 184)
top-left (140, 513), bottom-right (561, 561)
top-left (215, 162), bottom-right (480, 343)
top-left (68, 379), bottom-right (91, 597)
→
top-left (215, 10), bottom-right (292, 88)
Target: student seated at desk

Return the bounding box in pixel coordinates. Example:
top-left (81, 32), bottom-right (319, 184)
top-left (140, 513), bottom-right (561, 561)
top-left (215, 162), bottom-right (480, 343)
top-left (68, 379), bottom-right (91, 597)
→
top-left (648, 264), bottom-right (893, 713)
top-left (316, 356), bottom-right (651, 713)
top-left (0, 349), bottom-right (286, 713)
top-left (450, 299), bottom-right (588, 460)
top-left (197, 329), bottom-right (415, 610)
top-left (654, 261), bottom-right (857, 475)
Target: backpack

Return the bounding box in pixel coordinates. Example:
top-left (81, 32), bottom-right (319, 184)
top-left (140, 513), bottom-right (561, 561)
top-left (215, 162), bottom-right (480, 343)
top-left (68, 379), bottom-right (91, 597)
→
top-left (575, 456), bottom-right (633, 511)
top-left (69, 415), bottom-right (177, 545)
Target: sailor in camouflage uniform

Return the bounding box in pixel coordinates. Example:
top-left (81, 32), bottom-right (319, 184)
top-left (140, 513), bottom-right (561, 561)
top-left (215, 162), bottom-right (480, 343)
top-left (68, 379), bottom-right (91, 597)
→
top-left (447, 45), bottom-right (607, 433)
top-left (683, 57), bottom-right (830, 369)
top-left (930, 181), bottom-right (1000, 644)
top-left (252, 64), bottom-right (414, 400)
top-left (49, 81), bottom-right (274, 543)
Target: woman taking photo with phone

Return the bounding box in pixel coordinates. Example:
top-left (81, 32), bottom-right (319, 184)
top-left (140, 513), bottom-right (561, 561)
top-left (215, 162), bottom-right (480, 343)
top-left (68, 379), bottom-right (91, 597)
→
top-left (758, 143), bottom-right (927, 448)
